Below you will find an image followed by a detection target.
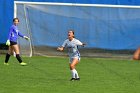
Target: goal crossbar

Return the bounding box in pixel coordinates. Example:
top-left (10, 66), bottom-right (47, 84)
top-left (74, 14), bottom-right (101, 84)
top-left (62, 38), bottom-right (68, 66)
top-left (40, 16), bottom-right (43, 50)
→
top-left (14, 1), bottom-right (140, 9)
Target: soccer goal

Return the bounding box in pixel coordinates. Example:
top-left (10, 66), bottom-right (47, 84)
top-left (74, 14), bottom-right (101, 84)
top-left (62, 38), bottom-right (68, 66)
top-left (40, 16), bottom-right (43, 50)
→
top-left (14, 1), bottom-right (140, 58)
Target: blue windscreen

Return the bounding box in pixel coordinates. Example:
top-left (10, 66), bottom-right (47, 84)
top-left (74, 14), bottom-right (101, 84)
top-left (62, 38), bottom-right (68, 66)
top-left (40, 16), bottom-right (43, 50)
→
top-left (18, 4), bottom-right (140, 50)
top-left (0, 0), bottom-right (13, 43)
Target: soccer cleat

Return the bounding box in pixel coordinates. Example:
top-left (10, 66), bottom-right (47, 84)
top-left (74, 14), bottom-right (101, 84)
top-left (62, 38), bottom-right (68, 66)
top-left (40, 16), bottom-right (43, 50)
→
top-left (75, 78), bottom-right (80, 81)
top-left (4, 63), bottom-right (9, 65)
top-left (70, 78), bottom-right (75, 81)
top-left (20, 62), bottom-right (27, 66)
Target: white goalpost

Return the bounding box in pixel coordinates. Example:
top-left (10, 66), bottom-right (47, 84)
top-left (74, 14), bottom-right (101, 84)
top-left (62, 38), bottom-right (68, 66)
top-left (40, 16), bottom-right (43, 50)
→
top-left (14, 1), bottom-right (33, 57)
top-left (14, 1), bottom-right (140, 8)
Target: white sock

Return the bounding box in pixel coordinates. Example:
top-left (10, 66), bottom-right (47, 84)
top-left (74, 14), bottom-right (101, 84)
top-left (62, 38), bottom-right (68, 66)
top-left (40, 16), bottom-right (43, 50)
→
top-left (73, 69), bottom-right (79, 78)
top-left (71, 69), bottom-right (76, 78)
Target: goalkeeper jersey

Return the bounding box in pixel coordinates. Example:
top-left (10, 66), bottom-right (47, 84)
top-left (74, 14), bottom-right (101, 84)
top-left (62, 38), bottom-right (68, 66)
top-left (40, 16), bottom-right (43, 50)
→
top-left (7, 25), bottom-right (24, 42)
top-left (62, 38), bottom-right (83, 57)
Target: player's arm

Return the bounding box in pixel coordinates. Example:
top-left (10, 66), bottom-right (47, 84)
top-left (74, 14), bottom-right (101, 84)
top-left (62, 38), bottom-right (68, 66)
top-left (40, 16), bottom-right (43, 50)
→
top-left (6, 27), bottom-right (13, 46)
top-left (18, 32), bottom-right (24, 38)
top-left (76, 40), bottom-right (86, 47)
top-left (18, 32), bottom-right (30, 40)
top-left (80, 43), bottom-right (86, 47)
top-left (57, 47), bottom-right (64, 51)
top-left (57, 40), bottom-right (67, 51)
top-left (82, 43), bottom-right (86, 47)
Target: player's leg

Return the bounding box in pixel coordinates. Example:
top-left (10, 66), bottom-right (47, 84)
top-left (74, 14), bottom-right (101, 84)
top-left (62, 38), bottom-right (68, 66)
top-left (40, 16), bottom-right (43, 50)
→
top-left (12, 44), bottom-right (27, 65)
top-left (133, 48), bottom-right (140, 60)
top-left (4, 46), bottom-right (13, 65)
top-left (69, 57), bottom-right (80, 81)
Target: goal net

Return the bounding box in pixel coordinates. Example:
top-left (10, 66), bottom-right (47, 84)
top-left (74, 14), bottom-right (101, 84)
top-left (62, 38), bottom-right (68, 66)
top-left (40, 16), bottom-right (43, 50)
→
top-left (14, 1), bottom-right (140, 58)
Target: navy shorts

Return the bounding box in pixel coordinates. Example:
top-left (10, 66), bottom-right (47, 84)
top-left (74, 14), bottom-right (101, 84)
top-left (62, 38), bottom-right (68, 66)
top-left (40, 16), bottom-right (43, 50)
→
top-left (10, 41), bottom-right (17, 46)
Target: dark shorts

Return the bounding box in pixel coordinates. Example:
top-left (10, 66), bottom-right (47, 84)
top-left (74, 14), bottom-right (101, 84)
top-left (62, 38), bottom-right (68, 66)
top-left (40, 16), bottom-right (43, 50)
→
top-left (10, 41), bottom-right (17, 46)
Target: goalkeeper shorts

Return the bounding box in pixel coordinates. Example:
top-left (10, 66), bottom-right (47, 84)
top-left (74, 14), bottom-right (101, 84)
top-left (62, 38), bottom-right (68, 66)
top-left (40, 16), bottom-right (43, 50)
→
top-left (10, 41), bottom-right (17, 46)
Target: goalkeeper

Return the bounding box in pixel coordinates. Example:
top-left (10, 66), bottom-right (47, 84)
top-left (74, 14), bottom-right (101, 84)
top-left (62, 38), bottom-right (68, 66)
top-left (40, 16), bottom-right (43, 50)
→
top-left (4, 18), bottom-right (30, 66)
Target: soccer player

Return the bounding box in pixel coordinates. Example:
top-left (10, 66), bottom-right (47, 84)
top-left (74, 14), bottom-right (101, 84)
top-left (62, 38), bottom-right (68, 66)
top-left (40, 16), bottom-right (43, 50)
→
top-left (4, 18), bottom-right (30, 66)
top-left (57, 30), bottom-right (85, 81)
top-left (133, 47), bottom-right (140, 60)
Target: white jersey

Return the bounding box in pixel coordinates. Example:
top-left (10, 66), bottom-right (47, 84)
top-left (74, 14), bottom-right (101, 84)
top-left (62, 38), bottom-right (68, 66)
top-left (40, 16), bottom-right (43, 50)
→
top-left (62, 38), bottom-right (83, 57)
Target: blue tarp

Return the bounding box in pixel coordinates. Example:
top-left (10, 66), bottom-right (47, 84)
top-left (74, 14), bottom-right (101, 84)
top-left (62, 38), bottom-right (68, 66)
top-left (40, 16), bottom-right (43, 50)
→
top-left (0, 0), bottom-right (13, 43)
top-left (19, 5), bottom-right (140, 50)
top-left (1, 0), bottom-right (140, 50)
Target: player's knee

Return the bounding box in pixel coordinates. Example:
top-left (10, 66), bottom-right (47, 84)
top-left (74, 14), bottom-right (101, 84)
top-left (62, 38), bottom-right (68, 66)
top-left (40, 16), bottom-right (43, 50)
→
top-left (133, 56), bottom-right (140, 60)
top-left (70, 64), bottom-right (75, 69)
top-left (15, 51), bottom-right (20, 54)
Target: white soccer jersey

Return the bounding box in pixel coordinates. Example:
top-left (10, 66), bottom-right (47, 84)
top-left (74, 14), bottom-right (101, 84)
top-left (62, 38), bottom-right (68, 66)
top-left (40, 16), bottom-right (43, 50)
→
top-left (62, 38), bottom-right (83, 57)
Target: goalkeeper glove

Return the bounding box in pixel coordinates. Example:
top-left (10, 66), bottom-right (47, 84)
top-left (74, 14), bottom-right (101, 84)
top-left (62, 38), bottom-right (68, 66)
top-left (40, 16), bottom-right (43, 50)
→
top-left (24, 36), bottom-right (30, 40)
top-left (6, 40), bottom-right (10, 46)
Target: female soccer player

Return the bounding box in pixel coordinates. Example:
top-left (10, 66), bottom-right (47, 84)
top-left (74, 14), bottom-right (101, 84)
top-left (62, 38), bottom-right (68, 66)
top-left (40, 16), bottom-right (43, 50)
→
top-left (57, 30), bottom-right (85, 81)
top-left (4, 18), bottom-right (30, 66)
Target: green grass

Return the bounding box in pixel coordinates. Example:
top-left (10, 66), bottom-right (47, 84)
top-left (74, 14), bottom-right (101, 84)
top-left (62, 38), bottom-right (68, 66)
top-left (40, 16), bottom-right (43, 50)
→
top-left (0, 56), bottom-right (140, 93)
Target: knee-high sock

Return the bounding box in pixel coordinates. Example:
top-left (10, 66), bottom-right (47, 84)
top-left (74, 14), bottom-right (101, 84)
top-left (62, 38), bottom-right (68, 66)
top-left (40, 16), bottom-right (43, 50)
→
top-left (16, 54), bottom-right (22, 63)
top-left (5, 53), bottom-right (11, 63)
top-left (71, 69), bottom-right (76, 78)
top-left (73, 69), bottom-right (79, 78)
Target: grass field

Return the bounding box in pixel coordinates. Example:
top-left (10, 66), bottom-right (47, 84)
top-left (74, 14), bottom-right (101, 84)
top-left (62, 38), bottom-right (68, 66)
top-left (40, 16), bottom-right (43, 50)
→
top-left (0, 56), bottom-right (140, 93)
